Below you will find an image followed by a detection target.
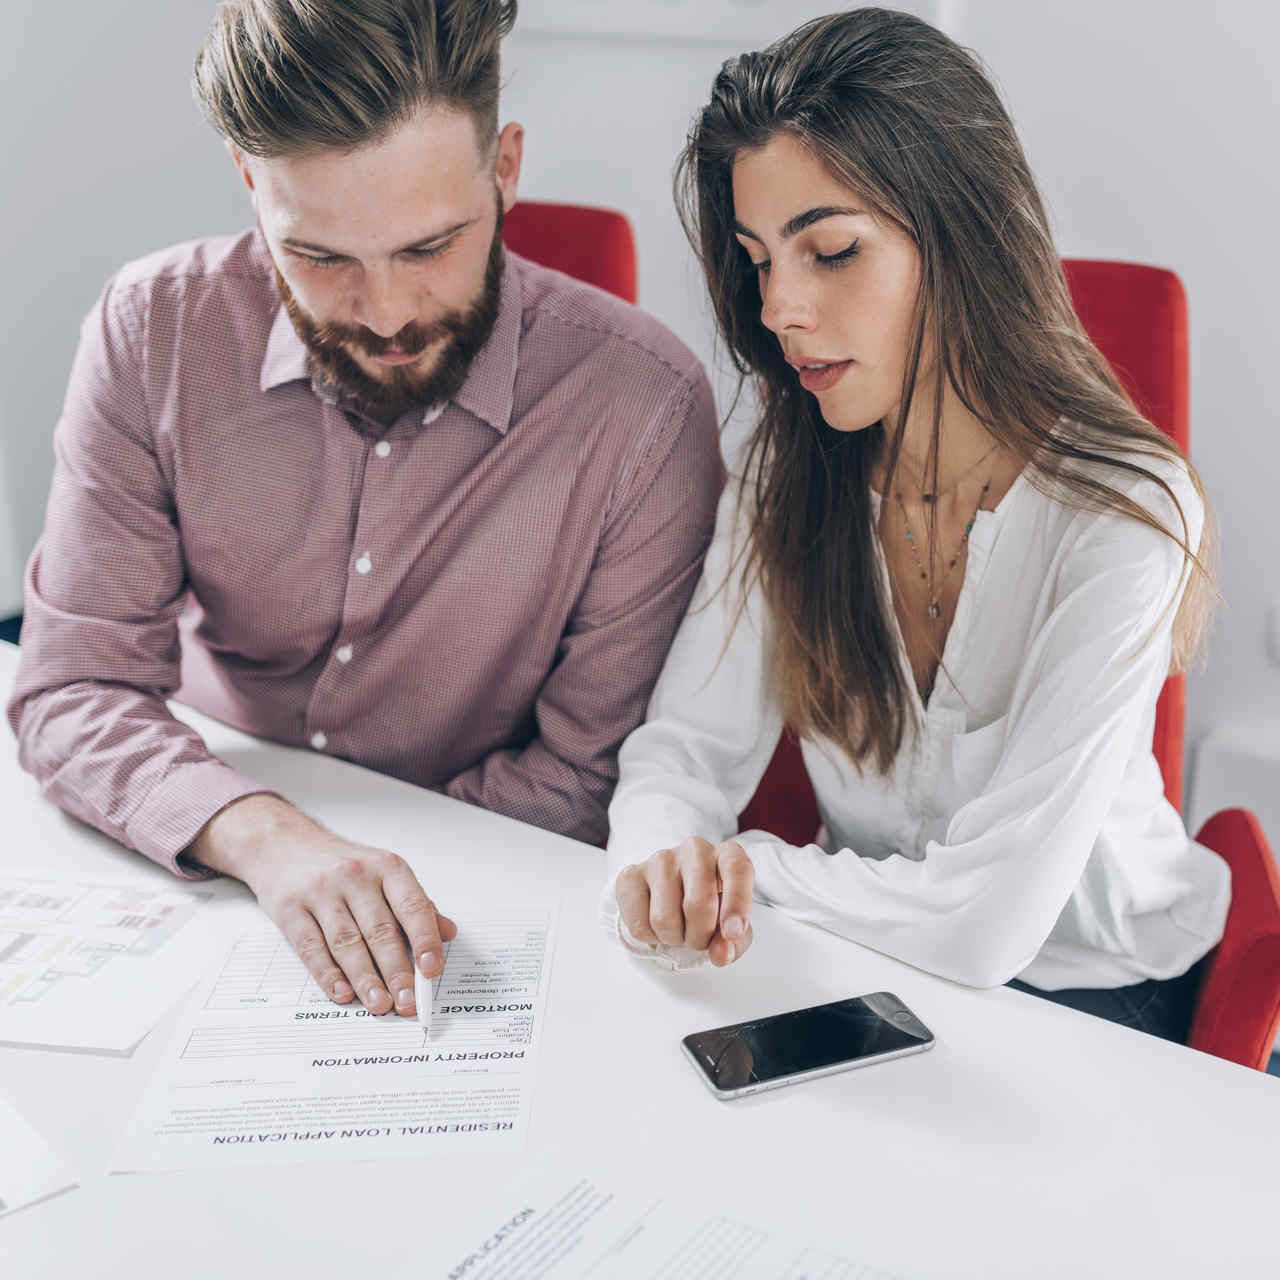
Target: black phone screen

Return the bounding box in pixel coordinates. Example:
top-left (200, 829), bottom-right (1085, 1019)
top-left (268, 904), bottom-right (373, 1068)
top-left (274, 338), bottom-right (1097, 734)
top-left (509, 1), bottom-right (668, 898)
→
top-left (682, 993), bottom-right (931, 1091)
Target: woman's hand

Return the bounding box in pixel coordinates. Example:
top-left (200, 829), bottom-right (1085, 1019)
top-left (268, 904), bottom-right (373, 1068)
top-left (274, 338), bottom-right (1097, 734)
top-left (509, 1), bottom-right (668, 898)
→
top-left (615, 836), bottom-right (755, 966)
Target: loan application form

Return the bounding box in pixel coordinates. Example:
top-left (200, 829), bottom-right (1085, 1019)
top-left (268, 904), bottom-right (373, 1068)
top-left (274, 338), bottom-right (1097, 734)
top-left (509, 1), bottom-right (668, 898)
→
top-left (110, 903), bottom-right (557, 1171)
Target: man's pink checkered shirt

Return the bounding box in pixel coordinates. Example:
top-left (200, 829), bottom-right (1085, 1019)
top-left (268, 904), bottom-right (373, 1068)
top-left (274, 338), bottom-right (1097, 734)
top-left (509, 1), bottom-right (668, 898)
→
top-left (8, 230), bottom-right (723, 877)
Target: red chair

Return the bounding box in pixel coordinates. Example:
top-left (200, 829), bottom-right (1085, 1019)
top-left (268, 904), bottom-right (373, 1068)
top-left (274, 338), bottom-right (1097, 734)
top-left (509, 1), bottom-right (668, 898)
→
top-left (503, 199), bottom-right (638, 304)
top-left (738, 258), bottom-right (1280, 1069)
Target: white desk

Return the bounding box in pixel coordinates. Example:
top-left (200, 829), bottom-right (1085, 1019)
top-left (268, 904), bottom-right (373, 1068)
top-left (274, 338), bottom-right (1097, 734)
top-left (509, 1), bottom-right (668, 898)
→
top-left (1, 641), bottom-right (1277, 1278)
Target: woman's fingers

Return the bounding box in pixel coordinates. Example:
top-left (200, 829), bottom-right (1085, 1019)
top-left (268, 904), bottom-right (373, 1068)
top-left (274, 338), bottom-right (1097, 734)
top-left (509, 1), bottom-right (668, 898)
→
top-left (645, 846), bottom-right (689, 946)
top-left (709, 922), bottom-right (754, 967)
top-left (716, 841), bottom-right (755, 944)
top-left (679, 838), bottom-right (721, 951)
top-left (615, 864), bottom-right (658, 944)
top-left (708, 842), bottom-right (755, 966)
top-left (617, 837), bottom-right (755, 962)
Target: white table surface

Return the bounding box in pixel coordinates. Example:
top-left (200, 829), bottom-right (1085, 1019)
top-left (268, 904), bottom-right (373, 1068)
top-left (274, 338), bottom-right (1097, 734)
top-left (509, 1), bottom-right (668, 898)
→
top-left (1, 641), bottom-right (1277, 1278)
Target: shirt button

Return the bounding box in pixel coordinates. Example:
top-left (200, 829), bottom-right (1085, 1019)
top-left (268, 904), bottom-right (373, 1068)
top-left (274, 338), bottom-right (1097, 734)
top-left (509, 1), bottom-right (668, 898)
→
top-left (374, 441), bottom-right (391, 459)
top-left (336, 644), bottom-right (354, 664)
top-left (310, 731), bottom-right (328, 751)
top-left (355, 554), bottom-right (373, 575)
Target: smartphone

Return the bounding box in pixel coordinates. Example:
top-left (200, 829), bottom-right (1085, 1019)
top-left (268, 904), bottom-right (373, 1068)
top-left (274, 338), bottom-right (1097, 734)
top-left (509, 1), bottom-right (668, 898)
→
top-left (681, 991), bottom-right (934, 1100)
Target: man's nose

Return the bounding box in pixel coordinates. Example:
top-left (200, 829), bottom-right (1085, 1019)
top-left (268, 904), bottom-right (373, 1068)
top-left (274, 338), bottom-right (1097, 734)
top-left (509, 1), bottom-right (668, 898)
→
top-left (353, 266), bottom-right (417, 339)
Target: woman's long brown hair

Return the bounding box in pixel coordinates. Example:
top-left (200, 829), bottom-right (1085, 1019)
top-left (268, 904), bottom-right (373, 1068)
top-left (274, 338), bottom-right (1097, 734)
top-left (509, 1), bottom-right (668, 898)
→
top-left (676, 7), bottom-right (1214, 774)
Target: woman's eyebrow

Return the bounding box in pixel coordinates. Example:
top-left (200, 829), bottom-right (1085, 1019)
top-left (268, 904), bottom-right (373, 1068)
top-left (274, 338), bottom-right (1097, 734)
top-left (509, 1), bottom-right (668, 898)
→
top-left (733, 206), bottom-right (866, 243)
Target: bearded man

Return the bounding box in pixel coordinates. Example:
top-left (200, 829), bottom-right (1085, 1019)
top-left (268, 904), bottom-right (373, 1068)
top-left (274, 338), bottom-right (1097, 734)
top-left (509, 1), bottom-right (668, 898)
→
top-left (8, 0), bottom-right (722, 1019)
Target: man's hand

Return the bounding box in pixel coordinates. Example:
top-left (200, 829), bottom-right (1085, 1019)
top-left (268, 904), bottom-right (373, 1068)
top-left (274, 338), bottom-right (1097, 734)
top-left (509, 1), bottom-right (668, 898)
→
top-left (188, 794), bottom-right (456, 1016)
top-left (614, 836), bottom-right (754, 966)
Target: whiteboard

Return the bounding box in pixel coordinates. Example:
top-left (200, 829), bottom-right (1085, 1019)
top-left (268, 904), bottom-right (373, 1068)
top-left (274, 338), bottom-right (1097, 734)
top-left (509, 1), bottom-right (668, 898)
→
top-left (518, 0), bottom-right (872, 46)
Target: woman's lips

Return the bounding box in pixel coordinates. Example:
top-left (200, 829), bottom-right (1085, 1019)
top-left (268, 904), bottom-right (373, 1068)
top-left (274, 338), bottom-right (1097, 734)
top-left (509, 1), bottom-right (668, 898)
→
top-left (796, 360), bottom-right (852, 392)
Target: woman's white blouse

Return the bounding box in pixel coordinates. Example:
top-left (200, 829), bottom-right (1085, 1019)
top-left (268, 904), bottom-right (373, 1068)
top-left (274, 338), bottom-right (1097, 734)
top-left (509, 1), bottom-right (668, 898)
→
top-left (602, 457), bottom-right (1230, 990)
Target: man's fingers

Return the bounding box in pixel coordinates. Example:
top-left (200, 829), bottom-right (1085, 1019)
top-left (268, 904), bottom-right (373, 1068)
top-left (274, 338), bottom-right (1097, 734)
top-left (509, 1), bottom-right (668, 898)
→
top-left (285, 911), bottom-right (355, 1004)
top-left (715, 842), bottom-right (755, 944)
top-left (317, 900), bottom-right (393, 1015)
top-left (614, 865), bottom-right (657, 944)
top-left (347, 886), bottom-right (418, 1018)
top-left (679, 840), bottom-right (720, 952)
top-left (381, 858), bottom-right (447, 982)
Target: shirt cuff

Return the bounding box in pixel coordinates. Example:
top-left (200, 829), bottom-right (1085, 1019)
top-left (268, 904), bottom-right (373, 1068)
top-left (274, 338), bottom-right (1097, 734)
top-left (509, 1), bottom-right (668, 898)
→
top-left (124, 760), bottom-right (276, 881)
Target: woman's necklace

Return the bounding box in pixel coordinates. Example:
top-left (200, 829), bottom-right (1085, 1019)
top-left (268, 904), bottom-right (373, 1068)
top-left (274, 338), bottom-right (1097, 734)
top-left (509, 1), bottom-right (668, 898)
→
top-left (894, 441), bottom-right (999, 504)
top-left (894, 447), bottom-right (998, 622)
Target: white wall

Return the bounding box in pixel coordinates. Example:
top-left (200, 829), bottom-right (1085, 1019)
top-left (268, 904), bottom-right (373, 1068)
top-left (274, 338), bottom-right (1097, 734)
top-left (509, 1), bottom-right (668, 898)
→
top-left (1, 2), bottom-right (247, 615)
top-left (2, 1), bottom-right (1275, 806)
top-left (944, 0), bottom-right (1280, 807)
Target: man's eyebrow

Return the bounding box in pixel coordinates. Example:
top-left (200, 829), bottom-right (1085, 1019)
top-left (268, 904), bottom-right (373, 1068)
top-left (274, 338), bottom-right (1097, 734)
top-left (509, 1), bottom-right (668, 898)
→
top-left (733, 206), bottom-right (866, 242)
top-left (281, 218), bottom-right (477, 257)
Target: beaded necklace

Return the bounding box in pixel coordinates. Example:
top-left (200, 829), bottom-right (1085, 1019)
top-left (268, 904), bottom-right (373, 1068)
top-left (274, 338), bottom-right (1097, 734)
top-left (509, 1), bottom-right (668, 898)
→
top-left (892, 445), bottom-right (999, 622)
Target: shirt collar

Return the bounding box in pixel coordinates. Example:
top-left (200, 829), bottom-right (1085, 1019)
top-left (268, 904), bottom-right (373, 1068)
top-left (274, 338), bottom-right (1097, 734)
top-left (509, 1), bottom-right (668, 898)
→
top-left (259, 303), bottom-right (311, 394)
top-left (451, 255), bottom-right (522, 436)
top-left (257, 255), bottom-right (523, 435)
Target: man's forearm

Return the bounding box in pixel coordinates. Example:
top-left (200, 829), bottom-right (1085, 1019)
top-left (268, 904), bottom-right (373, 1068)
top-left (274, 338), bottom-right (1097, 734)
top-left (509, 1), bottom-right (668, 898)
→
top-left (9, 679), bottom-right (273, 879)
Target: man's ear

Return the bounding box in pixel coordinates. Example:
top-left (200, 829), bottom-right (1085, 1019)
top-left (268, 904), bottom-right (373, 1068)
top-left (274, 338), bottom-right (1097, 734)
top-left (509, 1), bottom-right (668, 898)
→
top-left (493, 122), bottom-right (524, 214)
top-left (227, 141), bottom-right (256, 194)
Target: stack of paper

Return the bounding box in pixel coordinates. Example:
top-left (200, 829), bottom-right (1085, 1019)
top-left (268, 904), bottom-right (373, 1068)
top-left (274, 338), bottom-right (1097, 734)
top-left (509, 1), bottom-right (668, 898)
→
top-left (0, 868), bottom-right (216, 1053)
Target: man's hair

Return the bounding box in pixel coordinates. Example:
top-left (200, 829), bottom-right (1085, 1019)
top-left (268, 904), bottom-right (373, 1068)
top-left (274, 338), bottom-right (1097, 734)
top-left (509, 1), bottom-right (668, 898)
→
top-left (193, 0), bottom-right (517, 157)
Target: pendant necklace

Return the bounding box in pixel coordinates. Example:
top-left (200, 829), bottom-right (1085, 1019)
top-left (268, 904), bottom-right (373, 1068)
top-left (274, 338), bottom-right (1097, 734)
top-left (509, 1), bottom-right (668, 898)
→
top-left (894, 445), bottom-right (999, 622)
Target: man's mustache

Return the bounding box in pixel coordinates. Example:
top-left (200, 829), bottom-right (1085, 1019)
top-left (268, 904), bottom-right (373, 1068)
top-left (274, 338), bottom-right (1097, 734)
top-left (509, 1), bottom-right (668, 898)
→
top-left (308, 313), bottom-right (464, 359)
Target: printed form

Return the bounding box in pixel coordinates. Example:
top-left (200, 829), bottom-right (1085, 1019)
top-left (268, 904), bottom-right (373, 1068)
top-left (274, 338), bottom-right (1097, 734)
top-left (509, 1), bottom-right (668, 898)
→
top-left (0, 1093), bottom-right (76, 1218)
top-left (110, 903), bottom-right (557, 1171)
top-left (420, 1155), bottom-right (910, 1279)
top-left (0, 869), bottom-right (215, 1053)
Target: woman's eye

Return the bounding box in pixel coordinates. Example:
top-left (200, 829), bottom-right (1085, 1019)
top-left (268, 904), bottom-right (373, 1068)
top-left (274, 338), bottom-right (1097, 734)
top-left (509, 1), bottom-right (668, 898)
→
top-left (815, 239), bottom-right (860, 268)
top-left (751, 259), bottom-right (771, 275)
top-left (301, 254), bottom-right (344, 269)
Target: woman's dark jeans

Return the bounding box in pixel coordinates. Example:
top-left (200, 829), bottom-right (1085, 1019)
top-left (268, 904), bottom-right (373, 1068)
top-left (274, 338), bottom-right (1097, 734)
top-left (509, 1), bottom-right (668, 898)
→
top-left (1008, 954), bottom-right (1210, 1044)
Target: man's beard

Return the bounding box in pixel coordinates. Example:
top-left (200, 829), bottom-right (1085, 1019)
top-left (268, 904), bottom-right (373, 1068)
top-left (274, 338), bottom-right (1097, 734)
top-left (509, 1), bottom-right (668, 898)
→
top-left (275, 207), bottom-right (505, 421)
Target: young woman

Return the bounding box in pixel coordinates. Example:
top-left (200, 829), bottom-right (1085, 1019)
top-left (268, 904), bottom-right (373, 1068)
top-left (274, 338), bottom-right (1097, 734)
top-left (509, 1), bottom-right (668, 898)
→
top-left (602, 8), bottom-right (1229, 1043)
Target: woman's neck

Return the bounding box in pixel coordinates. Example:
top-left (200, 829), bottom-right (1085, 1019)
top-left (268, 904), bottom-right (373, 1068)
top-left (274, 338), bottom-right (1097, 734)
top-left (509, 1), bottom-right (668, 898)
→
top-left (884, 382), bottom-right (1000, 496)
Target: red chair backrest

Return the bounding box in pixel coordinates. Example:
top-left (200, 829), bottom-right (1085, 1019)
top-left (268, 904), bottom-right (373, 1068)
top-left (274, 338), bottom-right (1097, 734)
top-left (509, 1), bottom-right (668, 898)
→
top-left (738, 258), bottom-right (1192, 841)
top-left (502, 200), bottom-right (638, 304)
top-left (1062, 260), bottom-right (1189, 812)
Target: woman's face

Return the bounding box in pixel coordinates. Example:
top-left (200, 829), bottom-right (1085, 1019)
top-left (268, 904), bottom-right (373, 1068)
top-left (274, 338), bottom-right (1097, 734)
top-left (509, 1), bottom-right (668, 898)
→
top-left (732, 133), bottom-right (923, 433)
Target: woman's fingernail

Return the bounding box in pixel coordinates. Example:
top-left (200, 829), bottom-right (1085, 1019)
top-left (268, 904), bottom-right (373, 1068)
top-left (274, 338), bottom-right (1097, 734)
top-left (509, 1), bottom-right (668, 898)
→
top-left (723, 915), bottom-right (744, 940)
top-left (367, 985), bottom-right (388, 1009)
top-left (333, 980), bottom-right (353, 1000)
top-left (396, 988), bottom-right (414, 1009)
top-left (725, 942), bottom-right (737, 964)
top-left (418, 952), bottom-right (441, 978)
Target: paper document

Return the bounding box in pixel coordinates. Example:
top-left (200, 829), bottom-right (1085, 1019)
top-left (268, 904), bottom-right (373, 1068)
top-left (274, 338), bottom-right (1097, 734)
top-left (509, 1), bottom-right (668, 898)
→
top-left (417, 1154), bottom-right (910, 1279)
top-left (0, 1093), bottom-right (77, 1218)
top-left (0, 869), bottom-right (214, 1052)
top-left (110, 904), bottom-right (557, 1171)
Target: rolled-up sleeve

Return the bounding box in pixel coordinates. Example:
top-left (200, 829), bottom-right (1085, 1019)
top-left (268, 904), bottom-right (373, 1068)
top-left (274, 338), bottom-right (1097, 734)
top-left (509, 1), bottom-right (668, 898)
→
top-left (6, 276), bottom-right (270, 878)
